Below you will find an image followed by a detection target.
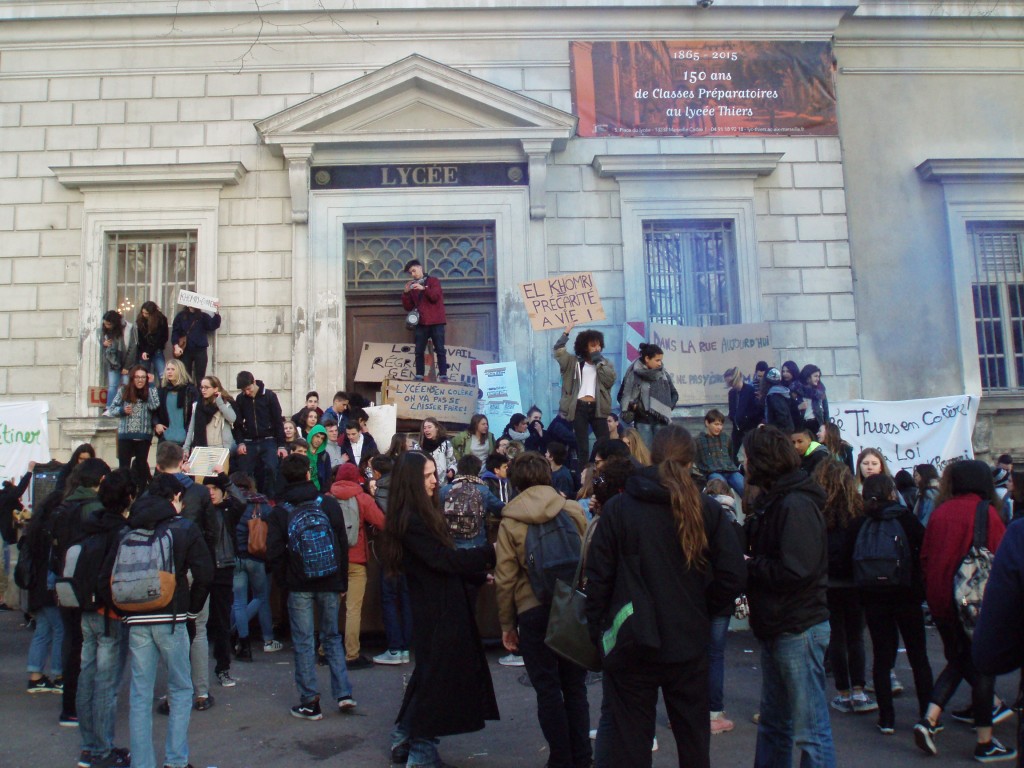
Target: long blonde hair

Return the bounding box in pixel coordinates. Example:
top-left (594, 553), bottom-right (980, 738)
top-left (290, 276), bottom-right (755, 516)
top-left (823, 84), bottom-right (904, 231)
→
top-left (652, 425), bottom-right (707, 568)
top-left (620, 427), bottom-right (651, 466)
top-left (162, 358), bottom-right (192, 388)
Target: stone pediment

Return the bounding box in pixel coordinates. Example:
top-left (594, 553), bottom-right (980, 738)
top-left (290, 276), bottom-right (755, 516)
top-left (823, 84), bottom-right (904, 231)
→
top-left (258, 54), bottom-right (577, 221)
top-left (255, 54), bottom-right (576, 152)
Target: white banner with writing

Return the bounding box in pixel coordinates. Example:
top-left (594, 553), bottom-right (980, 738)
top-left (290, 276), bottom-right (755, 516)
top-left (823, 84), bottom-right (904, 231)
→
top-left (0, 401), bottom-right (51, 479)
top-left (176, 289), bottom-right (219, 315)
top-left (829, 395), bottom-right (979, 475)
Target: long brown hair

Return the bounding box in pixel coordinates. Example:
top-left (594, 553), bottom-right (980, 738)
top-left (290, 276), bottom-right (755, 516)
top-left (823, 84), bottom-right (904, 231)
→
top-left (651, 425), bottom-right (707, 569)
top-left (121, 365), bottom-right (151, 404)
top-left (201, 375), bottom-right (234, 405)
top-left (820, 422), bottom-right (847, 456)
top-left (855, 447), bottom-right (891, 484)
top-left (814, 459), bottom-right (862, 530)
top-left (379, 451), bottom-right (452, 576)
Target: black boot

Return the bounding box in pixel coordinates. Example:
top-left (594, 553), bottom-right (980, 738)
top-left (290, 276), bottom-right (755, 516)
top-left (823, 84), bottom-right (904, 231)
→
top-left (236, 637), bottom-right (253, 663)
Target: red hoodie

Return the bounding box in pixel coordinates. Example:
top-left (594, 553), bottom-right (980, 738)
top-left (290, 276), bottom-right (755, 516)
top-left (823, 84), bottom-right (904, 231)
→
top-left (921, 493), bottom-right (1005, 622)
top-left (330, 468), bottom-right (385, 566)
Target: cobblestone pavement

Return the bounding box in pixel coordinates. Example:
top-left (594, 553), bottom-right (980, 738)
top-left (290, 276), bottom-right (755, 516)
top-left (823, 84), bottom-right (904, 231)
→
top-left (0, 609), bottom-right (1010, 767)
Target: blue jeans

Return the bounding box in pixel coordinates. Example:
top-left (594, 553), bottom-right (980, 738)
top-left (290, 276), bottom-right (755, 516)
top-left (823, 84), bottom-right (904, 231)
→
top-left (141, 350), bottom-right (166, 380)
top-left (129, 623), bottom-right (193, 768)
top-left (105, 369), bottom-right (125, 409)
top-left (288, 591), bottom-right (351, 704)
top-left (392, 692), bottom-right (442, 768)
top-left (635, 421), bottom-right (664, 449)
top-left (77, 612), bottom-right (128, 759)
top-left (755, 620), bottom-right (836, 768)
top-left (413, 323), bottom-right (447, 377)
top-left (233, 557), bottom-right (273, 640)
top-left (238, 438), bottom-right (280, 498)
top-left (380, 573), bottom-right (413, 652)
top-left (27, 605), bottom-right (64, 676)
top-left (708, 471), bottom-right (745, 496)
top-left (708, 614), bottom-right (730, 712)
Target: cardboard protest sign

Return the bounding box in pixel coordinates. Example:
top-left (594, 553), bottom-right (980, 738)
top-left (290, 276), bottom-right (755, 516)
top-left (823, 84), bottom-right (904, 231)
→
top-left (384, 379), bottom-right (478, 423)
top-left (651, 322), bottom-right (772, 404)
top-left (477, 362), bottom-right (523, 427)
top-left (519, 272), bottom-right (605, 331)
top-left (0, 401), bottom-right (51, 478)
top-left (177, 289), bottom-right (219, 315)
top-left (355, 342), bottom-right (496, 385)
top-left (829, 395), bottom-right (979, 476)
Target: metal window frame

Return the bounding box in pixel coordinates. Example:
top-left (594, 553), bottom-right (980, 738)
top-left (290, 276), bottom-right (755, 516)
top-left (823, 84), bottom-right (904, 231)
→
top-left (969, 221), bottom-right (1024, 391)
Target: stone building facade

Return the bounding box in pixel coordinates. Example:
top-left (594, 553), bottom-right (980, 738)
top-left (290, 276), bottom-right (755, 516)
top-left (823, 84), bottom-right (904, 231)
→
top-left (0, 0), bottom-right (1021, 461)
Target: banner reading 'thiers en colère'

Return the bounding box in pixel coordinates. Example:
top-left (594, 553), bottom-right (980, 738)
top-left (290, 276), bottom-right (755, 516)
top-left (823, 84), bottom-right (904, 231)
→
top-left (570, 41), bottom-right (837, 138)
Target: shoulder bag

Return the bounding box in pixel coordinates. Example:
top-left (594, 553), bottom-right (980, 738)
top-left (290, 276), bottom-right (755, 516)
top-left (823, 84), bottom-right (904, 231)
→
top-left (544, 518), bottom-right (602, 672)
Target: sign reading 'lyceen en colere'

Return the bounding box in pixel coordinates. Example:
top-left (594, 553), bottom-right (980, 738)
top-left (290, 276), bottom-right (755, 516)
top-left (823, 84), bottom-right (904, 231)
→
top-left (311, 163), bottom-right (529, 190)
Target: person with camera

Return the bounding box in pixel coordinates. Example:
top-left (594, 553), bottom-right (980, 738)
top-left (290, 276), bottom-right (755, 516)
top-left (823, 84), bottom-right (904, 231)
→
top-left (617, 342), bottom-right (678, 448)
top-left (401, 259), bottom-right (448, 383)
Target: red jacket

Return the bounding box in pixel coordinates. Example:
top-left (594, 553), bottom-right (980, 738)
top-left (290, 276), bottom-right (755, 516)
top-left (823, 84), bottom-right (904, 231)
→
top-left (329, 478), bottom-right (386, 566)
top-left (401, 276), bottom-right (446, 326)
top-left (921, 493), bottom-right (1005, 622)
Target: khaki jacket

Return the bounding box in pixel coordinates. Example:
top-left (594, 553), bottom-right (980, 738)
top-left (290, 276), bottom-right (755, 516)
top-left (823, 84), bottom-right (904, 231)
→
top-left (552, 332), bottom-right (616, 420)
top-left (494, 485), bottom-right (587, 632)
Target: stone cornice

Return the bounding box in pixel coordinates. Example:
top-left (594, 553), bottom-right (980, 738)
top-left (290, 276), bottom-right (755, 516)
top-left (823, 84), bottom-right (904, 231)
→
top-left (916, 158), bottom-right (1024, 184)
top-left (51, 161), bottom-right (247, 190)
top-left (593, 152), bottom-right (784, 179)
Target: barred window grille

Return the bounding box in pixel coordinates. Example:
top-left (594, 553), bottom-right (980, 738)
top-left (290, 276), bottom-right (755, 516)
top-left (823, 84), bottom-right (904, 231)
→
top-left (345, 222), bottom-right (496, 292)
top-left (107, 231), bottom-right (198, 319)
top-left (643, 220), bottom-right (738, 326)
top-left (970, 222), bottom-right (1024, 390)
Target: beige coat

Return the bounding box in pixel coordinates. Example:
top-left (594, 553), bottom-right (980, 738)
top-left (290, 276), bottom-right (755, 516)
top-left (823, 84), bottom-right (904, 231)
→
top-left (494, 484), bottom-right (588, 632)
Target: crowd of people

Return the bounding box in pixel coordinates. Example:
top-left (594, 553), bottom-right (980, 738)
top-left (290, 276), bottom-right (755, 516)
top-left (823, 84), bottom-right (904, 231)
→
top-left (3, 267), bottom-right (1024, 768)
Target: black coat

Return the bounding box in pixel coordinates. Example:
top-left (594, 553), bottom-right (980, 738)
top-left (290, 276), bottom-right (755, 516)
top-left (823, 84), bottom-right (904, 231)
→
top-left (395, 511), bottom-right (498, 739)
top-left (232, 381), bottom-right (286, 446)
top-left (22, 491), bottom-right (62, 612)
top-left (585, 466), bottom-right (746, 664)
top-left (728, 382), bottom-right (760, 433)
top-left (0, 471), bottom-right (30, 544)
top-left (845, 501), bottom-right (926, 604)
top-left (265, 481), bottom-right (349, 593)
top-left (744, 469), bottom-right (829, 639)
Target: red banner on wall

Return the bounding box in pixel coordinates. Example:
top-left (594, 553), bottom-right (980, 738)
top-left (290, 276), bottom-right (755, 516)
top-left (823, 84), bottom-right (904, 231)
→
top-left (570, 40), bottom-right (837, 138)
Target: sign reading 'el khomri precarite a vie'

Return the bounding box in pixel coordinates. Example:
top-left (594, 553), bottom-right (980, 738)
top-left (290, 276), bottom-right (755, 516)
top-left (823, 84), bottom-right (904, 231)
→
top-left (571, 40), bottom-right (837, 138)
top-left (519, 272), bottom-right (605, 331)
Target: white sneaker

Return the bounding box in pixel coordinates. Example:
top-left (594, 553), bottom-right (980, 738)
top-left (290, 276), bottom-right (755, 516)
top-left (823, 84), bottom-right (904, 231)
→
top-left (337, 696), bottom-right (357, 712)
top-left (589, 729), bottom-right (598, 740)
top-left (374, 650), bottom-right (404, 666)
top-left (401, 650), bottom-right (410, 664)
top-left (499, 653), bottom-right (525, 667)
top-left (101, 409), bottom-right (113, 418)
top-left (652, 737), bottom-right (658, 752)
top-left (263, 640), bottom-right (283, 653)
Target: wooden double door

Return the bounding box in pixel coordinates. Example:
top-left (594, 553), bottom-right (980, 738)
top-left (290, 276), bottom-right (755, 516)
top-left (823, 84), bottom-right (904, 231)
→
top-left (345, 287), bottom-right (498, 412)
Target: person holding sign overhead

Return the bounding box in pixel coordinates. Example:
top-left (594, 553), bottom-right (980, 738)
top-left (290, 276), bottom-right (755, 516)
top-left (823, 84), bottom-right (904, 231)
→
top-left (401, 259), bottom-right (449, 383)
top-left (553, 324), bottom-right (616, 467)
top-left (171, 298), bottom-right (222, 384)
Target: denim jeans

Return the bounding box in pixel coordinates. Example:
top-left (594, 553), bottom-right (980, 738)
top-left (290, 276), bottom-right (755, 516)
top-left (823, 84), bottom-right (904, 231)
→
top-left (518, 605), bottom-right (591, 768)
top-left (141, 350), bottom-right (166, 380)
top-left (413, 323), bottom-right (447, 378)
top-left (27, 605), bottom-right (64, 676)
top-left (233, 557), bottom-right (274, 640)
top-left (129, 623), bottom-right (193, 768)
top-left (708, 614), bottom-right (731, 712)
top-left (392, 689), bottom-right (442, 768)
top-left (105, 369), bottom-right (124, 409)
top-left (755, 620), bottom-right (836, 768)
top-left (288, 591), bottom-right (351, 704)
top-left (61, 606), bottom-right (83, 718)
top-left (708, 471), bottom-right (745, 496)
top-left (188, 596), bottom-right (210, 699)
top-left (634, 421), bottom-right (664, 450)
top-left (78, 612), bottom-right (128, 759)
top-left (238, 438), bottom-right (280, 498)
top-left (380, 573), bottom-right (413, 652)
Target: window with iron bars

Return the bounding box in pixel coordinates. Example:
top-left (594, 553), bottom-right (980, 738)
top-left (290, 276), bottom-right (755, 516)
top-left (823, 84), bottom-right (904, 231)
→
top-left (345, 222), bottom-right (496, 293)
top-left (970, 221), bottom-right (1024, 390)
top-left (107, 230), bottom-right (198, 320)
top-left (643, 220), bottom-right (739, 327)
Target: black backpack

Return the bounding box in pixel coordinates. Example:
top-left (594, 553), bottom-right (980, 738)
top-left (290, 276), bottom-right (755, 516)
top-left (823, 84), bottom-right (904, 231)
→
top-left (853, 507), bottom-right (912, 588)
top-left (524, 511), bottom-right (582, 604)
top-left (55, 528), bottom-right (118, 611)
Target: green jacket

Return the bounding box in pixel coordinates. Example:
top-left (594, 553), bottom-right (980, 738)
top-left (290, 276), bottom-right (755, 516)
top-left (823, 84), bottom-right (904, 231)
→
top-left (552, 332), bottom-right (616, 420)
top-left (451, 430), bottom-right (495, 461)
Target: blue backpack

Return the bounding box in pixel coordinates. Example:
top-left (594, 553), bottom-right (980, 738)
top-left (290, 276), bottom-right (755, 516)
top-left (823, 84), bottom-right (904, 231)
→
top-left (284, 497), bottom-right (338, 580)
top-left (524, 511), bottom-right (582, 604)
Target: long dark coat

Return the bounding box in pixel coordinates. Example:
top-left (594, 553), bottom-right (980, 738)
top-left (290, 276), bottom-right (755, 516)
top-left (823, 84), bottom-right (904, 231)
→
top-left (396, 511), bottom-right (499, 738)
